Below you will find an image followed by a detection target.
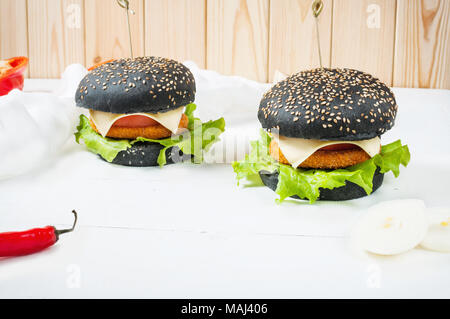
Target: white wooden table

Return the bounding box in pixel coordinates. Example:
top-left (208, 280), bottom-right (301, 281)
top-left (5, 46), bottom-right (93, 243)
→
top-left (0, 81), bottom-right (449, 298)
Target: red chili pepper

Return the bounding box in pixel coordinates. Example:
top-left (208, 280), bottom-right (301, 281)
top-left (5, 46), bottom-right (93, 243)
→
top-left (0, 210), bottom-right (78, 257)
top-left (0, 56), bottom-right (28, 96)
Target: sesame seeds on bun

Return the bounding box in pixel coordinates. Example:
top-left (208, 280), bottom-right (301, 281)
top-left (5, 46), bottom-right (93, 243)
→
top-left (75, 56), bottom-right (196, 114)
top-left (258, 68), bottom-right (398, 141)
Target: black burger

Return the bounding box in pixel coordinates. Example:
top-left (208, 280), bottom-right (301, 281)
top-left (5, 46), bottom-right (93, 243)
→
top-left (75, 57), bottom-right (225, 167)
top-left (233, 68), bottom-right (410, 203)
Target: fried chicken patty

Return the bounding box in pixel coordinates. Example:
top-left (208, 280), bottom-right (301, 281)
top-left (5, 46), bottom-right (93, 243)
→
top-left (90, 113), bottom-right (189, 140)
top-left (269, 140), bottom-right (373, 169)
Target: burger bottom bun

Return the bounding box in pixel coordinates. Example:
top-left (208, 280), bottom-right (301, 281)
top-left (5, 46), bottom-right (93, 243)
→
top-left (90, 114), bottom-right (189, 140)
top-left (100, 141), bottom-right (191, 167)
top-left (259, 169), bottom-right (384, 201)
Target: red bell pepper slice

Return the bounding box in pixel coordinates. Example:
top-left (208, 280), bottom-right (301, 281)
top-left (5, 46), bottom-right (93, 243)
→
top-left (88, 59), bottom-right (115, 71)
top-left (0, 56), bottom-right (28, 96)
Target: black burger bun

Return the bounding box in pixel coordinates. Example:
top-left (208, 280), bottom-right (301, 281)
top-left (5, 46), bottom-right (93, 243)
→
top-left (259, 169), bottom-right (384, 201)
top-left (258, 68), bottom-right (397, 141)
top-left (76, 56), bottom-right (196, 114)
top-left (104, 141), bottom-right (191, 167)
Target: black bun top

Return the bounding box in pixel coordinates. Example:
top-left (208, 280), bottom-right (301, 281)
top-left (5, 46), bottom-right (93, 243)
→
top-left (258, 68), bottom-right (398, 141)
top-left (75, 56), bottom-right (196, 114)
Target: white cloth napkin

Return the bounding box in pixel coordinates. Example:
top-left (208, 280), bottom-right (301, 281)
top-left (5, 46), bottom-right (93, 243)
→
top-left (183, 61), bottom-right (271, 126)
top-left (183, 62), bottom-right (274, 163)
top-left (0, 64), bottom-right (87, 179)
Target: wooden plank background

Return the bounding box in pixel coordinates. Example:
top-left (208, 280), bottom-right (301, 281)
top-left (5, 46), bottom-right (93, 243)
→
top-left (331, 0), bottom-right (396, 85)
top-left (207, 0), bottom-right (269, 82)
top-left (269, 0), bottom-right (333, 82)
top-left (0, 0), bottom-right (448, 89)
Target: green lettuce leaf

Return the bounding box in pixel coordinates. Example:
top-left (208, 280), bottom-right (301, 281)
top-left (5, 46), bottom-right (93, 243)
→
top-left (135, 104), bottom-right (225, 166)
top-left (75, 114), bottom-right (131, 162)
top-left (373, 140), bottom-right (411, 177)
top-left (75, 103), bottom-right (225, 166)
top-left (231, 129), bottom-right (277, 185)
top-left (233, 130), bottom-right (410, 203)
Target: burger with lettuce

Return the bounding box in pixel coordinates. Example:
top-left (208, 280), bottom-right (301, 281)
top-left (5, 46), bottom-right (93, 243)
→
top-left (75, 57), bottom-right (225, 167)
top-left (233, 68), bottom-right (410, 203)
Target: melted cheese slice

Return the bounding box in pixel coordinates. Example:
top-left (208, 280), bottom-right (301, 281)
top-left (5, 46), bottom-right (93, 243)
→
top-left (89, 107), bottom-right (185, 137)
top-left (273, 134), bottom-right (381, 168)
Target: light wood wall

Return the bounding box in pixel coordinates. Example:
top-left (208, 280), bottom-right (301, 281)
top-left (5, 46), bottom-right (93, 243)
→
top-left (0, 0), bottom-right (449, 89)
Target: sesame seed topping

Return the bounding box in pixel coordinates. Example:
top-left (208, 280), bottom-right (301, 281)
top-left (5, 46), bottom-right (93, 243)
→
top-left (258, 67), bottom-right (398, 140)
top-left (76, 56), bottom-right (196, 113)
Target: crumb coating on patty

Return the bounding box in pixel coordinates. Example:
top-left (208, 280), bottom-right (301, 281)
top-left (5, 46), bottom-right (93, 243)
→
top-left (90, 113), bottom-right (189, 140)
top-left (269, 140), bottom-right (374, 169)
